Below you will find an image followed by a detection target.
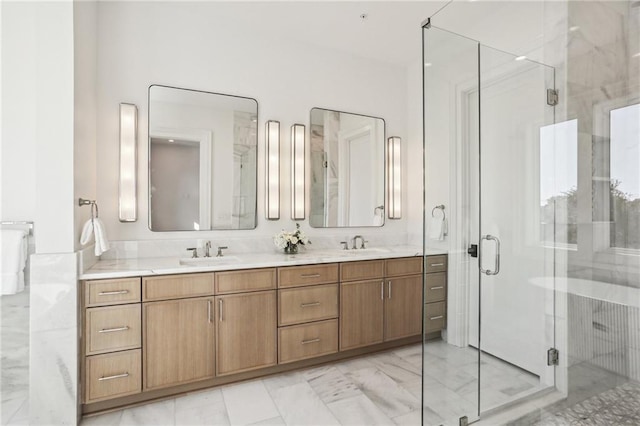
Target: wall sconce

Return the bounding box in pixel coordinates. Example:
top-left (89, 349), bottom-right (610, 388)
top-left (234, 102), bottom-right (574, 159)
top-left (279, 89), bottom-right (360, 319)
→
top-left (119, 103), bottom-right (138, 222)
top-left (387, 136), bottom-right (402, 219)
top-left (291, 124), bottom-right (305, 220)
top-left (266, 120), bottom-right (281, 220)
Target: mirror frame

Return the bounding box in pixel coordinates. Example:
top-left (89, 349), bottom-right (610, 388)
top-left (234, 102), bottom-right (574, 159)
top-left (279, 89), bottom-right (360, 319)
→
top-left (147, 84), bottom-right (259, 232)
top-left (308, 107), bottom-right (386, 228)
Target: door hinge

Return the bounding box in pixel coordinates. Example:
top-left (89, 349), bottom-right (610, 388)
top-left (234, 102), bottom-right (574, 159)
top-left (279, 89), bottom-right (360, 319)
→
top-left (547, 347), bottom-right (559, 366)
top-left (459, 416), bottom-right (469, 426)
top-left (547, 89), bottom-right (559, 106)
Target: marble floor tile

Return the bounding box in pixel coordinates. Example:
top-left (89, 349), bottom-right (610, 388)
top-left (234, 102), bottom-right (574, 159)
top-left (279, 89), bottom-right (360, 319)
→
top-left (391, 409), bottom-right (422, 426)
top-left (367, 353), bottom-right (422, 384)
top-left (174, 388), bottom-right (229, 426)
top-left (269, 381), bottom-right (340, 425)
top-left (326, 395), bottom-right (393, 426)
top-left (261, 370), bottom-right (305, 394)
top-left (334, 357), bottom-right (377, 375)
top-left (81, 410), bottom-right (124, 426)
top-left (119, 399), bottom-right (175, 426)
top-left (346, 368), bottom-right (420, 418)
top-left (248, 417), bottom-right (286, 426)
top-left (305, 366), bottom-right (362, 404)
top-left (221, 380), bottom-right (280, 426)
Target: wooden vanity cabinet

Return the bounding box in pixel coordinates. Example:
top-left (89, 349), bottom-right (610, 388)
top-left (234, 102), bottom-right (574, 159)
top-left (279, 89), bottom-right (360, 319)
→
top-left (215, 290), bottom-right (277, 375)
top-left (340, 279), bottom-right (385, 350)
top-left (424, 255), bottom-right (448, 336)
top-left (81, 255), bottom-right (436, 414)
top-left (384, 274), bottom-right (423, 341)
top-left (82, 277), bottom-right (143, 404)
top-left (340, 257), bottom-right (423, 350)
top-left (143, 296), bottom-right (215, 390)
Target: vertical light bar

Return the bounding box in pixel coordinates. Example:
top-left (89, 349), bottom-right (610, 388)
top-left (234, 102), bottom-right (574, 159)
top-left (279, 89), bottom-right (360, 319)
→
top-left (387, 136), bottom-right (402, 219)
top-left (119, 103), bottom-right (138, 222)
top-left (291, 124), bottom-right (305, 220)
top-left (266, 120), bottom-right (280, 220)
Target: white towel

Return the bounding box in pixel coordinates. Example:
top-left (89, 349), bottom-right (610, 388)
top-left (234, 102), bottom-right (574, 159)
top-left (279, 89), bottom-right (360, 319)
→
top-left (1, 229), bottom-right (27, 295)
top-left (428, 216), bottom-right (446, 241)
top-left (80, 218), bottom-right (110, 256)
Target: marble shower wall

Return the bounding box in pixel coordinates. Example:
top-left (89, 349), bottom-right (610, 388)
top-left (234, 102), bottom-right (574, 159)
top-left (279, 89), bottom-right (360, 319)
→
top-left (563, 0), bottom-right (640, 383)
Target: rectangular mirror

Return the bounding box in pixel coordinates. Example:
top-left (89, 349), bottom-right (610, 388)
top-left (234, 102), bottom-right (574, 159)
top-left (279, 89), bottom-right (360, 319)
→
top-left (309, 107), bottom-right (385, 228)
top-left (148, 85), bottom-right (258, 231)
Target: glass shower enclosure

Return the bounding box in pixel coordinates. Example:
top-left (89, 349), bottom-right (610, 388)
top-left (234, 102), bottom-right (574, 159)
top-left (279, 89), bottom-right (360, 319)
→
top-left (422, 24), bottom-right (559, 425)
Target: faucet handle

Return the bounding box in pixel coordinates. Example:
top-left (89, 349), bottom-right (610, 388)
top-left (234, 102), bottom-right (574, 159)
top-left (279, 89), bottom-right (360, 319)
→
top-left (186, 248), bottom-right (198, 258)
top-left (361, 240), bottom-right (369, 249)
top-left (340, 241), bottom-right (349, 250)
top-left (217, 246), bottom-right (228, 257)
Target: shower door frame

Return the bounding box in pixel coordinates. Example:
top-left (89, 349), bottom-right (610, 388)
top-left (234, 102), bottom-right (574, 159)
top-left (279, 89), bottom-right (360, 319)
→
top-left (423, 23), bottom-right (560, 424)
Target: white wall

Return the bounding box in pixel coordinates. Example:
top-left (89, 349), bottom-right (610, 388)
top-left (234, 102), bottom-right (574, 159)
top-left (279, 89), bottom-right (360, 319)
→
top-left (1, 1), bottom-right (75, 254)
top-left (74, 0), bottom-right (98, 251)
top-left (95, 1), bottom-right (408, 243)
top-left (1, 2), bottom-right (37, 225)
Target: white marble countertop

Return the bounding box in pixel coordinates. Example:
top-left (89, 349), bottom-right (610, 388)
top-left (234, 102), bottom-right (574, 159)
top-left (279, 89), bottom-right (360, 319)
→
top-left (80, 246), bottom-right (446, 280)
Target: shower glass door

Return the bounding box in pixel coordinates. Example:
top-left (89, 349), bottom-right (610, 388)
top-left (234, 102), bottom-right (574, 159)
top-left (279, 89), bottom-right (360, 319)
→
top-left (423, 25), bottom-right (558, 425)
top-left (473, 44), bottom-right (557, 414)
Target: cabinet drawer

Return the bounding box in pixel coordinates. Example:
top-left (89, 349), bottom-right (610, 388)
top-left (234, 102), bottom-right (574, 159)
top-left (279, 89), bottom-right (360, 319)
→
top-left (425, 272), bottom-right (447, 303)
top-left (85, 349), bottom-right (141, 403)
top-left (278, 264), bottom-right (338, 288)
top-left (386, 257), bottom-right (423, 277)
top-left (424, 301), bottom-right (446, 333)
top-left (85, 278), bottom-right (141, 307)
top-left (425, 255), bottom-right (447, 273)
top-left (278, 284), bottom-right (338, 326)
top-left (278, 319), bottom-right (338, 364)
top-left (215, 268), bottom-right (276, 294)
top-left (340, 260), bottom-right (384, 282)
top-left (86, 304), bottom-right (141, 355)
top-left (142, 273), bottom-right (214, 301)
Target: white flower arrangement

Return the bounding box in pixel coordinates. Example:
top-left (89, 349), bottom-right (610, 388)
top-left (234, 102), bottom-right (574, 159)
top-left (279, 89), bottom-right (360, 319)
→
top-left (274, 223), bottom-right (310, 253)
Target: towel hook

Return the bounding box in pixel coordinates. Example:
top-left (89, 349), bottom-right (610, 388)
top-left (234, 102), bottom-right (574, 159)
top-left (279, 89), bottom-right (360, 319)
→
top-left (78, 198), bottom-right (99, 218)
top-left (431, 204), bottom-right (446, 220)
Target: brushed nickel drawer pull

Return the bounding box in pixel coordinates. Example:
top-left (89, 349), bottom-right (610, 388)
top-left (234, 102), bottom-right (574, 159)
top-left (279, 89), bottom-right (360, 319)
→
top-left (98, 290), bottom-right (129, 296)
top-left (430, 315), bottom-right (444, 320)
top-left (300, 273), bottom-right (321, 278)
top-left (380, 281), bottom-right (384, 300)
top-left (300, 302), bottom-right (321, 308)
top-left (208, 300), bottom-right (213, 323)
top-left (430, 286), bottom-right (444, 290)
top-left (98, 372), bottom-right (129, 381)
top-left (301, 338), bottom-right (320, 345)
top-left (98, 326), bottom-right (129, 333)
top-left (388, 281), bottom-right (392, 299)
top-left (219, 299), bottom-right (224, 322)
top-left (430, 263), bottom-right (445, 267)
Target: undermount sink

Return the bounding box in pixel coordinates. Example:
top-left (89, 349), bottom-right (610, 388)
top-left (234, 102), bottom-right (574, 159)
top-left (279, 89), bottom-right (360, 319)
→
top-left (179, 256), bottom-right (240, 266)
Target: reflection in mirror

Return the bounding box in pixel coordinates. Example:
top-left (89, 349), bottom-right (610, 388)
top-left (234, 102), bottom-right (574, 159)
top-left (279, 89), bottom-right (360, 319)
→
top-left (309, 108), bottom-right (385, 228)
top-left (148, 85), bottom-right (258, 231)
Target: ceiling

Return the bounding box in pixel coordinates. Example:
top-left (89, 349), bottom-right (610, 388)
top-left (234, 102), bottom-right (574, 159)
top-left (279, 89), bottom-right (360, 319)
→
top-left (195, 1), bottom-right (551, 67)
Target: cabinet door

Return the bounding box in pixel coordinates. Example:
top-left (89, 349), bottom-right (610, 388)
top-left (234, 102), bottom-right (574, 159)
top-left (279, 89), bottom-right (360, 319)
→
top-left (143, 297), bottom-right (215, 390)
top-left (216, 290), bottom-right (277, 376)
top-left (340, 280), bottom-right (384, 350)
top-left (384, 275), bottom-right (423, 341)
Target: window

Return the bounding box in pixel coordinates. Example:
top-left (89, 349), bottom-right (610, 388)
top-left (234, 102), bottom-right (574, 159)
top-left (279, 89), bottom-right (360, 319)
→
top-left (609, 103), bottom-right (640, 249)
top-left (539, 119), bottom-right (578, 245)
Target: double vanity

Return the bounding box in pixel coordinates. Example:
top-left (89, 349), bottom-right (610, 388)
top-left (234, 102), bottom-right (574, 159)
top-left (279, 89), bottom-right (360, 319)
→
top-left (80, 249), bottom-right (448, 415)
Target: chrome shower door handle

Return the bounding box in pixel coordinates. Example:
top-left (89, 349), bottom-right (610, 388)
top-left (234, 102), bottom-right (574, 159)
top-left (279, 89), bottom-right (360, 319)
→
top-left (479, 234), bottom-right (501, 276)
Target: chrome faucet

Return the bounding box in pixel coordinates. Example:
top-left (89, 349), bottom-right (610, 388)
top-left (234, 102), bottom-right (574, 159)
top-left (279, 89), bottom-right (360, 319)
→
top-left (204, 241), bottom-right (212, 258)
top-left (217, 246), bottom-right (228, 257)
top-left (352, 235), bottom-right (365, 250)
